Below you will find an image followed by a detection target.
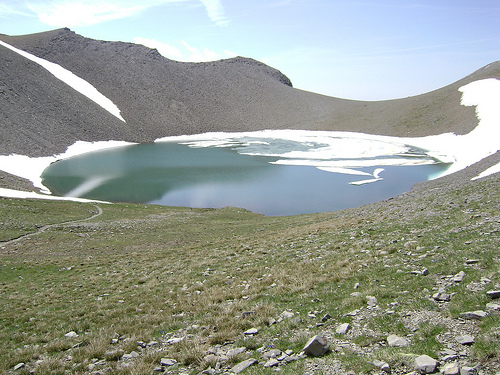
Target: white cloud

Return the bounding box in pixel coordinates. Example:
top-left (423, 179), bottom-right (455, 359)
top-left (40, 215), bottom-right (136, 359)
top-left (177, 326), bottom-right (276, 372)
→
top-left (199, 0), bottom-right (229, 26)
top-left (134, 36), bottom-right (236, 62)
top-left (134, 37), bottom-right (184, 60)
top-left (25, 0), bottom-right (187, 27)
top-left (18, 0), bottom-right (229, 28)
top-left (0, 2), bottom-right (31, 17)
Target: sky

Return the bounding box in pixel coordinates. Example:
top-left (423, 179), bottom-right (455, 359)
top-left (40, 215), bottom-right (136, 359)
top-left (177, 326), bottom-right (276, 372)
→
top-left (0, 0), bottom-right (499, 100)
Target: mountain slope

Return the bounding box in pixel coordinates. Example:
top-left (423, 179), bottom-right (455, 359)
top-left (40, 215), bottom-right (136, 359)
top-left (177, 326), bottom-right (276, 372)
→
top-left (1, 28), bottom-right (499, 160)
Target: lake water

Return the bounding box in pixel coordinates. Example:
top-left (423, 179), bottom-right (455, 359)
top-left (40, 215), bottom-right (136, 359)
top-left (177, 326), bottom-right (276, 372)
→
top-left (40, 133), bottom-right (451, 216)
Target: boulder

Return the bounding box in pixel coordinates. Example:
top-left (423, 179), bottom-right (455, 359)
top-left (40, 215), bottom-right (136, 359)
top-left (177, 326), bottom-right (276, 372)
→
top-left (336, 323), bottom-right (350, 335)
top-left (414, 354), bottom-right (437, 374)
top-left (227, 347), bottom-right (246, 357)
top-left (387, 334), bottom-right (409, 347)
top-left (373, 359), bottom-right (391, 373)
top-left (453, 271), bottom-right (466, 282)
top-left (160, 358), bottom-right (177, 366)
top-left (459, 310), bottom-right (488, 320)
top-left (487, 290), bottom-right (500, 299)
top-left (230, 358), bottom-right (258, 374)
top-left (443, 362), bottom-right (460, 375)
top-left (303, 335), bottom-right (330, 357)
top-left (456, 334), bottom-right (474, 345)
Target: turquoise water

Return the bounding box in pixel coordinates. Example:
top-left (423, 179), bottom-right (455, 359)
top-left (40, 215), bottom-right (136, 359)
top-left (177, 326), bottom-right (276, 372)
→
top-left (41, 141), bottom-right (450, 216)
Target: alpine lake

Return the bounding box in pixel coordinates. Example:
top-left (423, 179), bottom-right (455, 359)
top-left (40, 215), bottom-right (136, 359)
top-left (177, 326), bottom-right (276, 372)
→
top-left (40, 134), bottom-right (450, 216)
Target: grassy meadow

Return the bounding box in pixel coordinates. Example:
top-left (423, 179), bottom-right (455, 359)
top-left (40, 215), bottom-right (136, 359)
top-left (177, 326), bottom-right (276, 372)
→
top-left (0, 175), bottom-right (499, 374)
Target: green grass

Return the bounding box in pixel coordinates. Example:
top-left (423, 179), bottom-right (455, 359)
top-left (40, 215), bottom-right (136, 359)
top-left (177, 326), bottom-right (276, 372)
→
top-left (0, 174), bottom-right (499, 374)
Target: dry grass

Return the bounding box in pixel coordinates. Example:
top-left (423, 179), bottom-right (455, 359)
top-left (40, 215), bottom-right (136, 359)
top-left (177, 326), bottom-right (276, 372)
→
top-left (0, 174), bottom-right (499, 373)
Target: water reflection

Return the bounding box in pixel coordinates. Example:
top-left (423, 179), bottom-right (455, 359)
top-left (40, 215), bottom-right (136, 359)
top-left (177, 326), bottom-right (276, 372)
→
top-left (41, 142), bottom-right (449, 216)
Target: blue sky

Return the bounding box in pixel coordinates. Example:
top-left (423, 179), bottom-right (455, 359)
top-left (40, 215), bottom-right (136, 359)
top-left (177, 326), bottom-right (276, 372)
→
top-left (1, 0), bottom-right (499, 100)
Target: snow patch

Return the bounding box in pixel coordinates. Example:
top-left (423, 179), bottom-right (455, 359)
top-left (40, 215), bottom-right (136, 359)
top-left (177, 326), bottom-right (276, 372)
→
top-left (0, 140), bottom-right (134, 193)
top-left (0, 40), bottom-right (125, 122)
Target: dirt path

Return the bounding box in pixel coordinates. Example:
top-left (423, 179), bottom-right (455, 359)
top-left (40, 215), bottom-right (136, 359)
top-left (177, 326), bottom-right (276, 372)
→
top-left (0, 203), bottom-right (103, 247)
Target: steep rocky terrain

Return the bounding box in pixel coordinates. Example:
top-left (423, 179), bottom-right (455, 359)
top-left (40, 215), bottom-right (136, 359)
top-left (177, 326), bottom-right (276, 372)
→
top-left (1, 28), bottom-right (499, 160)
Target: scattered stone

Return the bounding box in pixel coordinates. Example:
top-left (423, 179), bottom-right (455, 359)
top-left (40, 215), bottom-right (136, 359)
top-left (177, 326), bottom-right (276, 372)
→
top-left (387, 334), bottom-right (409, 347)
top-left (160, 358), bottom-right (177, 366)
top-left (281, 310), bottom-right (294, 319)
top-left (441, 349), bottom-right (457, 356)
top-left (262, 349), bottom-right (282, 359)
top-left (230, 358), bottom-right (258, 374)
top-left (122, 351), bottom-right (140, 360)
top-left (421, 268), bottom-right (429, 276)
top-left (166, 337), bottom-right (184, 344)
top-left (456, 334), bottom-right (475, 345)
top-left (244, 328), bottom-right (259, 335)
top-left (303, 335), bottom-right (329, 357)
top-left (486, 302), bottom-right (500, 311)
top-left (433, 291), bottom-right (451, 302)
top-left (414, 354), bottom-right (437, 374)
top-left (227, 347), bottom-right (246, 357)
top-left (264, 358), bottom-right (280, 368)
top-left (203, 354), bottom-right (218, 364)
top-left (13, 363), bottom-right (25, 371)
top-left (459, 310), bottom-right (488, 320)
top-left (453, 271), bottom-right (466, 282)
top-left (336, 323), bottom-right (350, 335)
top-left (373, 359), bottom-right (391, 373)
top-left (350, 292), bottom-right (362, 297)
top-left (321, 313), bottom-right (331, 322)
top-left (465, 259), bottom-right (479, 265)
top-left (486, 290), bottom-right (500, 299)
top-left (460, 366), bottom-right (477, 375)
top-left (104, 349), bottom-right (124, 361)
top-left (366, 295), bottom-right (378, 307)
top-left (65, 331), bottom-right (78, 338)
top-left (443, 362), bottom-right (460, 375)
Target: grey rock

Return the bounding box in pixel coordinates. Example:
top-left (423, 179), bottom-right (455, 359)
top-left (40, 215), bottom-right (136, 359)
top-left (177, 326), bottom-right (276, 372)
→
top-left (456, 334), bottom-right (475, 345)
top-left (160, 358), bottom-right (177, 366)
top-left (13, 363), bottom-right (25, 371)
top-left (303, 335), bottom-right (330, 357)
top-left (321, 313), bottom-right (331, 322)
top-left (453, 271), bottom-right (466, 282)
top-left (465, 259), bottom-right (479, 265)
top-left (433, 292), bottom-right (451, 302)
top-left (460, 366), bottom-right (477, 375)
top-left (122, 351), bottom-right (139, 360)
top-left (336, 323), bottom-right (350, 335)
top-left (414, 354), bottom-right (437, 374)
top-left (441, 349), bottom-right (457, 356)
top-left (387, 334), bottom-right (409, 347)
top-left (487, 290), bottom-right (500, 299)
top-left (443, 362), bottom-right (460, 375)
top-left (373, 359), bottom-right (391, 373)
top-left (262, 349), bottom-right (282, 359)
top-left (227, 347), bottom-right (247, 357)
top-left (244, 328), bottom-right (259, 335)
top-left (230, 358), bottom-right (258, 374)
top-left (104, 349), bottom-right (124, 361)
top-left (65, 331), bottom-right (78, 338)
top-left (422, 268), bottom-right (429, 276)
top-left (486, 302), bottom-right (500, 311)
top-left (281, 310), bottom-right (294, 319)
top-left (264, 358), bottom-right (280, 368)
top-left (203, 354), bottom-right (218, 364)
top-left (460, 310), bottom-right (488, 320)
top-left (366, 295), bottom-right (378, 306)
